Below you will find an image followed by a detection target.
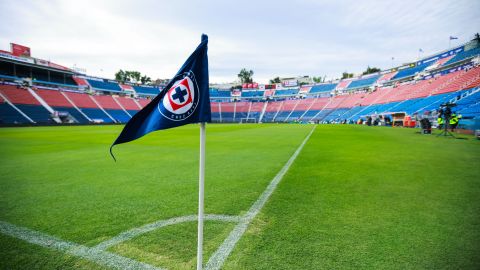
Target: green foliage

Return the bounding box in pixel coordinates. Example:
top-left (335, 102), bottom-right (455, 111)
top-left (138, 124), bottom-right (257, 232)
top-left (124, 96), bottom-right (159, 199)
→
top-left (269, 77), bottom-right (281, 84)
top-left (238, 68), bottom-right (254, 84)
top-left (312, 76), bottom-right (325, 83)
top-left (114, 70), bottom-right (151, 85)
top-left (341, 72), bottom-right (354, 79)
top-left (362, 66), bottom-right (381, 75)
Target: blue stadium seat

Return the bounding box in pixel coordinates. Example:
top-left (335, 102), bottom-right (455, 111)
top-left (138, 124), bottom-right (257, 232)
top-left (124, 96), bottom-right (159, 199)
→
top-left (347, 75), bottom-right (381, 89)
top-left (53, 106), bottom-right (90, 123)
top-left (0, 103), bottom-right (30, 124)
top-left (81, 108), bottom-right (114, 123)
top-left (105, 109), bottom-right (131, 123)
top-left (134, 85), bottom-right (160, 95)
top-left (445, 47), bottom-right (480, 65)
top-left (15, 104), bottom-right (53, 123)
top-left (86, 79), bottom-right (122, 92)
top-left (392, 63), bottom-right (430, 80)
top-left (309, 83), bottom-right (337, 93)
top-left (275, 89), bottom-right (299, 96)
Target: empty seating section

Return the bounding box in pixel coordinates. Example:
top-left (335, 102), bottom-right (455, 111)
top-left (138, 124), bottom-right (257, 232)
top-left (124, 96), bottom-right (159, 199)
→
top-left (0, 95), bottom-right (29, 124)
top-left (134, 85), bottom-right (159, 95)
top-left (34, 89), bottom-right (90, 123)
top-left (210, 102), bottom-right (221, 122)
top-left (1, 55), bottom-right (480, 126)
top-left (235, 102), bottom-right (250, 121)
top-left (64, 92), bottom-right (111, 123)
top-left (35, 89), bottom-right (72, 107)
top-left (335, 80), bottom-right (351, 90)
top-left (65, 92), bottom-right (98, 108)
top-left (435, 56), bottom-right (454, 66)
top-left (262, 101), bottom-right (283, 122)
top-left (209, 89), bottom-right (231, 98)
top-left (85, 78), bottom-right (122, 92)
top-left (456, 90), bottom-right (480, 118)
top-left (275, 100), bottom-right (298, 121)
top-left (445, 47), bottom-right (480, 65)
top-left (115, 96), bottom-right (140, 116)
top-left (309, 83), bottom-right (337, 93)
top-left (377, 72), bottom-right (398, 83)
top-left (0, 85), bottom-right (40, 105)
top-left (92, 95), bottom-right (130, 122)
top-left (275, 89), bottom-right (299, 96)
top-left (220, 102), bottom-right (235, 122)
top-left (241, 90), bottom-right (264, 98)
top-left (0, 85), bottom-right (52, 123)
top-left (137, 98), bottom-right (151, 108)
top-left (346, 75), bottom-right (380, 89)
top-left (73, 76), bottom-right (88, 86)
top-left (93, 95), bottom-right (121, 109)
top-left (248, 102), bottom-right (264, 121)
top-left (393, 63), bottom-right (430, 80)
top-left (287, 99), bottom-right (315, 120)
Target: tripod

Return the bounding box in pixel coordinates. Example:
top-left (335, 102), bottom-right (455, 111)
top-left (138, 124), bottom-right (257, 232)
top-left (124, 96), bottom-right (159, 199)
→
top-left (436, 115), bottom-right (455, 138)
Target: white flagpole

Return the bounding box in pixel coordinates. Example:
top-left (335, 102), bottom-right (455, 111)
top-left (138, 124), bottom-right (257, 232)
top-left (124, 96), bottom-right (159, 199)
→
top-left (197, 122), bottom-right (206, 270)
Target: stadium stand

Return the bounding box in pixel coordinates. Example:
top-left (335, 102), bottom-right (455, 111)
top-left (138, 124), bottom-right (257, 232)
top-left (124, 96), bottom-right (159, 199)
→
top-left (0, 85), bottom-right (52, 123)
top-left (0, 35), bottom-right (479, 128)
top-left (445, 47), bottom-right (480, 65)
top-left (346, 75), bottom-right (381, 89)
top-left (241, 90), bottom-right (264, 98)
top-left (209, 89), bottom-right (231, 98)
top-left (85, 78), bottom-right (122, 92)
top-left (63, 92), bottom-right (113, 123)
top-left (309, 83), bottom-right (337, 94)
top-left (34, 88), bottom-right (89, 123)
top-left (134, 85), bottom-right (160, 96)
top-left (92, 95), bottom-right (130, 123)
top-left (392, 63), bottom-right (431, 80)
top-left (114, 96), bottom-right (141, 116)
top-left (0, 94), bottom-right (30, 124)
top-left (275, 89), bottom-right (299, 96)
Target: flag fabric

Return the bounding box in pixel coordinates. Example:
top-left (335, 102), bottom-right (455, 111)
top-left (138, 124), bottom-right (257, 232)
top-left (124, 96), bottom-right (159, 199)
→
top-left (449, 36), bottom-right (458, 40)
top-left (110, 34), bottom-right (210, 158)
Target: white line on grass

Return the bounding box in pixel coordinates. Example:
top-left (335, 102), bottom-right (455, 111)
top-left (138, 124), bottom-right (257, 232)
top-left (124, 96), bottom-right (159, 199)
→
top-left (0, 220), bottom-right (163, 270)
top-left (94, 214), bottom-right (241, 251)
top-left (205, 125), bottom-right (317, 270)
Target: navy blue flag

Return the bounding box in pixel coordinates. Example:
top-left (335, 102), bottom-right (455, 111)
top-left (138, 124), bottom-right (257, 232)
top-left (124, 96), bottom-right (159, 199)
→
top-left (110, 34), bottom-right (210, 159)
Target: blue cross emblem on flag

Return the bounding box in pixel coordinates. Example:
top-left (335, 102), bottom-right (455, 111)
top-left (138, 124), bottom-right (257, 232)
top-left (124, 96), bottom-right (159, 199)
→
top-left (110, 34), bottom-right (211, 158)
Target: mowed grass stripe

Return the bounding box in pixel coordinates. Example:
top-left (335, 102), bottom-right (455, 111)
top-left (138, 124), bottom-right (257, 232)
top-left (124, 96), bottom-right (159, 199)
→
top-left (223, 125), bottom-right (480, 269)
top-left (0, 124), bottom-right (312, 269)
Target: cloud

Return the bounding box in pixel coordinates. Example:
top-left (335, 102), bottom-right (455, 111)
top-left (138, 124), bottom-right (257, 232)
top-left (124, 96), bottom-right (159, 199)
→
top-left (1, 0), bottom-right (479, 83)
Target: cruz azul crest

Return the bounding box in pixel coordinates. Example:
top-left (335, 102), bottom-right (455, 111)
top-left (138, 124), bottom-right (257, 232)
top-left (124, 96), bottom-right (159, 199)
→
top-left (158, 72), bottom-right (199, 121)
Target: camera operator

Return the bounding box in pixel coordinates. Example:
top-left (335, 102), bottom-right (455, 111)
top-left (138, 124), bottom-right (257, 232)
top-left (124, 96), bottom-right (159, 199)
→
top-left (437, 108), bottom-right (444, 129)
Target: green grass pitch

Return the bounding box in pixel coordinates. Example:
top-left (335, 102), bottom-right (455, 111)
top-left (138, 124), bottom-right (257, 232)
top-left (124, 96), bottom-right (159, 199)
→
top-left (0, 124), bottom-right (479, 269)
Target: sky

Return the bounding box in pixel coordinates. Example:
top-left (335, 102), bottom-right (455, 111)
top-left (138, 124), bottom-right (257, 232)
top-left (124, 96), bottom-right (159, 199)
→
top-left (0, 0), bottom-right (479, 84)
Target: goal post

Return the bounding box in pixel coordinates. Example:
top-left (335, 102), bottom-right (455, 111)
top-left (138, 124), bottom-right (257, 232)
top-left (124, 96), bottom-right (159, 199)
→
top-left (240, 118), bottom-right (257, 123)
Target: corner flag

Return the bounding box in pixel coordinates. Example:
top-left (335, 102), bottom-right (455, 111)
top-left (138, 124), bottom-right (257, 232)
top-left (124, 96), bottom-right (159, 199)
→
top-left (110, 34), bottom-right (211, 270)
top-left (110, 34), bottom-right (210, 156)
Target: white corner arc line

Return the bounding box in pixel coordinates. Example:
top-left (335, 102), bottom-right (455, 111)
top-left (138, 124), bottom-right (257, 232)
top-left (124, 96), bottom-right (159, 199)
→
top-left (94, 214), bottom-right (241, 251)
top-left (205, 125), bottom-right (317, 270)
top-left (0, 220), bottom-right (164, 270)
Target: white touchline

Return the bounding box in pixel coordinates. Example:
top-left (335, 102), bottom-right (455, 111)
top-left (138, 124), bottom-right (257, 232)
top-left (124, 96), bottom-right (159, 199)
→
top-left (0, 220), bottom-right (163, 270)
top-left (205, 125), bottom-right (317, 270)
top-left (0, 125), bottom-right (316, 270)
top-left (94, 214), bottom-right (241, 251)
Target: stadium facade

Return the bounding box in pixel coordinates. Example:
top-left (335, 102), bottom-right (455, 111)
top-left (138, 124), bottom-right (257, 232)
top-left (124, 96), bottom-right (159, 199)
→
top-left (0, 37), bottom-right (479, 129)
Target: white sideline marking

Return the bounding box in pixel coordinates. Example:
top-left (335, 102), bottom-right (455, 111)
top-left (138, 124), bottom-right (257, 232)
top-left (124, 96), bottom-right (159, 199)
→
top-left (0, 220), bottom-right (163, 270)
top-left (205, 125), bottom-right (317, 270)
top-left (94, 214), bottom-right (241, 251)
